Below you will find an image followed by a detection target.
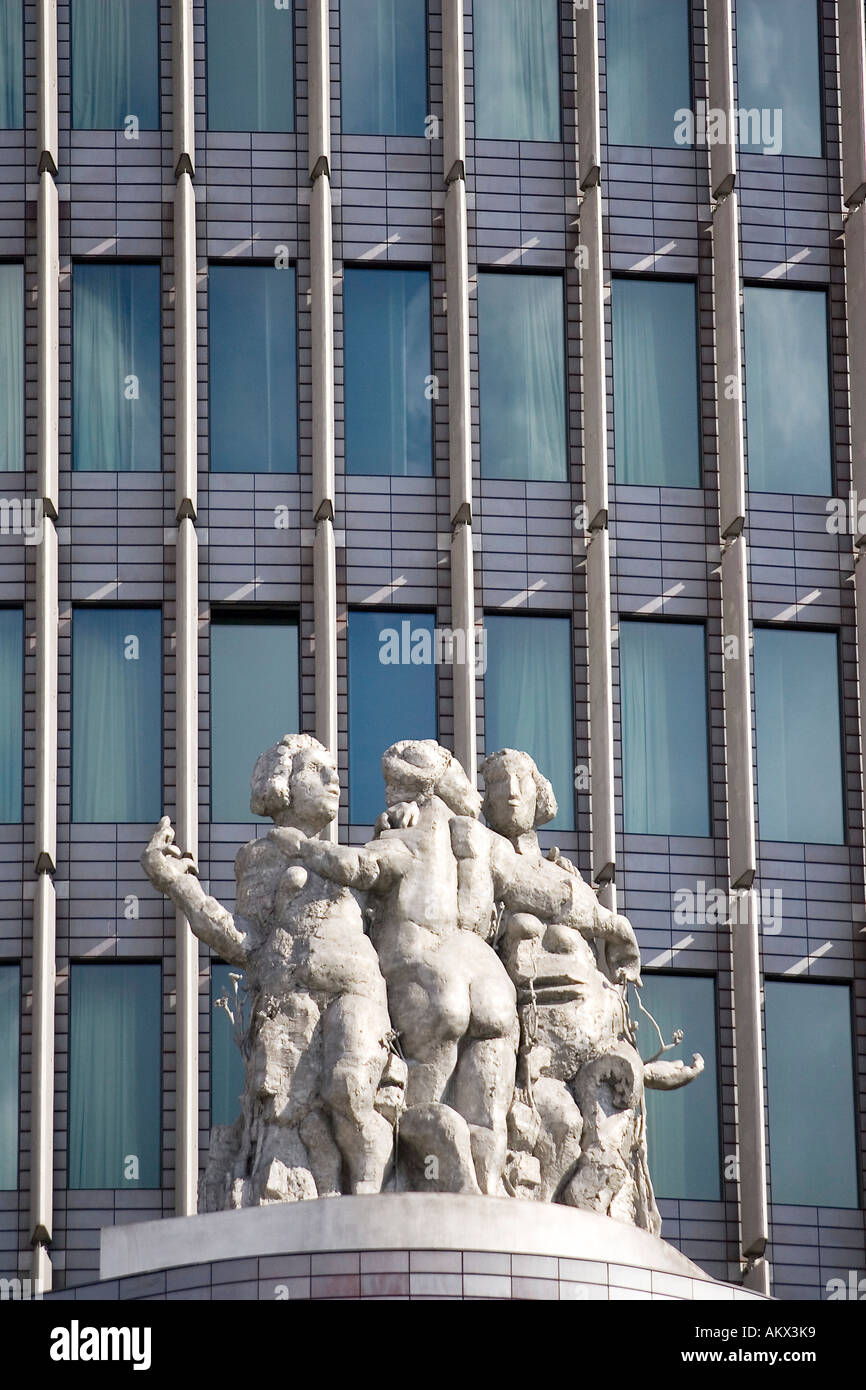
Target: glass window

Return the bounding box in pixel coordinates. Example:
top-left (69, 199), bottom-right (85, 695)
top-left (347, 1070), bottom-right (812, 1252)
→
top-left (68, 964), bottom-right (161, 1190)
top-left (73, 263), bottom-right (161, 473)
top-left (211, 964), bottom-right (246, 1127)
top-left (209, 265), bottom-right (298, 474)
top-left (206, 0), bottom-right (294, 132)
top-left (619, 620), bottom-right (710, 837)
top-left (612, 277), bottom-right (701, 487)
top-left (343, 268), bottom-right (432, 477)
top-left (0, 610), bottom-right (22, 824)
top-left (340, 0), bottom-right (427, 136)
top-left (0, 965), bottom-right (19, 1190)
top-left (0, 264), bottom-right (23, 471)
top-left (605, 0), bottom-right (692, 148)
top-left (638, 973), bottom-right (720, 1201)
top-left (473, 0), bottom-right (560, 142)
top-left (210, 615), bottom-right (300, 822)
top-left (743, 287), bottom-right (831, 496)
top-left (0, 0), bottom-right (23, 129)
top-left (478, 273), bottom-right (567, 482)
top-left (72, 608), bottom-right (162, 823)
top-left (754, 628), bottom-right (844, 844)
top-left (71, 0), bottom-right (159, 130)
top-left (765, 981), bottom-right (858, 1207)
top-left (484, 615), bottom-right (575, 833)
top-left (736, 0), bottom-right (822, 157)
top-left (348, 611), bottom-right (437, 824)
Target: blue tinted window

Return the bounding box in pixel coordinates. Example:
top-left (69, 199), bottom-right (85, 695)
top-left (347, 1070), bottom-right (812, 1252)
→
top-left (0, 1), bottom-right (23, 128)
top-left (73, 263), bottom-right (161, 473)
top-left (754, 628), bottom-right (844, 845)
top-left (209, 265), bottom-right (298, 474)
top-left (765, 981), bottom-right (858, 1207)
top-left (613, 277), bottom-right (701, 486)
top-left (69, 964), bottom-right (161, 1190)
top-left (210, 616), bottom-right (300, 822)
top-left (620, 621), bottom-right (710, 836)
top-left (0, 610), bottom-right (22, 824)
top-left (478, 273), bottom-right (567, 482)
top-left (638, 973), bottom-right (720, 1201)
top-left (348, 611), bottom-right (437, 823)
top-left (473, 0), bottom-right (560, 142)
top-left (744, 287), bottom-right (831, 496)
top-left (344, 268), bottom-right (432, 477)
top-left (340, 0), bottom-right (427, 136)
top-left (606, 0), bottom-right (692, 148)
top-left (207, 0), bottom-right (294, 132)
top-left (72, 608), bottom-right (162, 823)
top-left (71, 0), bottom-right (159, 130)
top-left (211, 964), bottom-right (246, 1127)
top-left (736, 0), bottom-right (821, 156)
top-left (0, 264), bottom-right (23, 471)
top-left (0, 965), bottom-right (19, 1190)
top-left (484, 615), bottom-right (575, 833)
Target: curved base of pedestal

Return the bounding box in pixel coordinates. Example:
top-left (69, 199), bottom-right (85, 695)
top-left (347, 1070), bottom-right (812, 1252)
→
top-left (46, 1196), bottom-right (770, 1301)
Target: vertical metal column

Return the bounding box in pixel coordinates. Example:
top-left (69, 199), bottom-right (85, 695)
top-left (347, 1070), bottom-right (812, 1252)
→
top-left (30, 0), bottom-right (60, 1295)
top-left (443, 0), bottom-right (476, 781)
top-left (576, 3), bottom-right (615, 896)
top-left (707, 0), bottom-right (768, 1296)
top-left (309, 0), bottom-right (338, 818)
top-left (172, 0), bottom-right (199, 1217)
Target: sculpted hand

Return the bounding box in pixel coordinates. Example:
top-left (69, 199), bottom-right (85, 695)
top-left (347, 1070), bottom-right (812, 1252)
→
top-left (374, 801), bottom-right (419, 836)
top-left (141, 817), bottom-right (198, 893)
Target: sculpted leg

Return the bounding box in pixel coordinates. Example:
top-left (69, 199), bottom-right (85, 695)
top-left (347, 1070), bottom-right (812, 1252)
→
top-left (450, 1035), bottom-right (516, 1195)
top-left (322, 995), bottom-right (393, 1195)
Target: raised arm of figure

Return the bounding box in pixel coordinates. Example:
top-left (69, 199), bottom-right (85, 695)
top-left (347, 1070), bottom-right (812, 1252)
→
top-left (141, 818), bottom-right (249, 966)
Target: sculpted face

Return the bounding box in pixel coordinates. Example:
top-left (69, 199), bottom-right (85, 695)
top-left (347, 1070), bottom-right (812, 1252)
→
top-left (483, 752), bottom-right (538, 839)
top-left (288, 747), bottom-right (341, 834)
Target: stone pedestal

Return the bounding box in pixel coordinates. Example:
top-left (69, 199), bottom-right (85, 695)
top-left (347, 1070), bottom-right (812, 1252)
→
top-left (74, 1196), bottom-right (771, 1301)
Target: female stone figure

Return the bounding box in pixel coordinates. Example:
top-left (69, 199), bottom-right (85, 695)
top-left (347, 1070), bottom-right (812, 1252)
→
top-left (141, 734), bottom-right (403, 1208)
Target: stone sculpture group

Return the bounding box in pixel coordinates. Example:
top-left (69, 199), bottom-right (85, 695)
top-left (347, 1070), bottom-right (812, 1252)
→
top-left (142, 736), bottom-right (704, 1234)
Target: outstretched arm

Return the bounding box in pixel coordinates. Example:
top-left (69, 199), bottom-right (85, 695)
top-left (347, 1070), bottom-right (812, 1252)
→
top-left (644, 1055), bottom-right (705, 1090)
top-left (141, 818), bottom-right (249, 966)
top-left (295, 832), bottom-right (413, 893)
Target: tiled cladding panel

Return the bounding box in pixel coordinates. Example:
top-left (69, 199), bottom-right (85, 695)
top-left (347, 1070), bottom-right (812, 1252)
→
top-left (0, 0), bottom-right (861, 1300)
top-left (44, 1248), bottom-right (762, 1302)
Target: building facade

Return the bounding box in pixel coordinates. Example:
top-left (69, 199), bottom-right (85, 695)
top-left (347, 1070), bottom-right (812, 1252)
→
top-left (0, 0), bottom-right (864, 1301)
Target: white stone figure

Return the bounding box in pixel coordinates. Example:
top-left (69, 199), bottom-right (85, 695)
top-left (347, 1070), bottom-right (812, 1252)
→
top-left (141, 734), bottom-right (404, 1208)
top-left (283, 740), bottom-right (520, 1196)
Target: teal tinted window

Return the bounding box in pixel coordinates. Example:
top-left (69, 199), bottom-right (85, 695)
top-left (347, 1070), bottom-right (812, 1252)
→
top-left (765, 981), bottom-right (858, 1207)
top-left (744, 287), bottom-right (831, 495)
top-left (211, 964), bottom-right (246, 1126)
top-left (0, 0), bottom-right (23, 128)
top-left (613, 277), bottom-right (700, 487)
top-left (484, 615), bottom-right (575, 833)
top-left (638, 973), bottom-right (720, 1201)
top-left (478, 273), bottom-right (567, 482)
top-left (0, 264), bottom-right (23, 470)
top-left (207, 0), bottom-right (294, 132)
top-left (736, 0), bottom-right (821, 156)
top-left (71, 0), bottom-right (159, 130)
top-left (210, 615), bottom-right (300, 822)
top-left (72, 608), bottom-right (162, 823)
top-left (348, 611), bottom-right (437, 823)
top-left (340, 0), bottom-right (427, 136)
top-left (754, 628), bottom-right (844, 845)
top-left (473, 0), bottom-right (560, 142)
top-left (0, 965), bottom-right (19, 1189)
top-left (620, 621), bottom-right (710, 836)
top-left (344, 268), bottom-right (432, 476)
top-left (73, 263), bottom-right (161, 473)
top-left (0, 610), bottom-right (22, 824)
top-left (69, 964), bottom-right (161, 1189)
top-left (605, 0), bottom-right (691, 148)
top-left (209, 265), bottom-right (298, 474)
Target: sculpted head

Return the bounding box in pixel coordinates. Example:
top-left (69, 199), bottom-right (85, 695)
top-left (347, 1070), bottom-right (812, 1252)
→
top-left (382, 739), bottom-right (482, 818)
top-left (481, 749), bottom-right (557, 840)
top-left (250, 734), bottom-right (340, 834)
